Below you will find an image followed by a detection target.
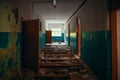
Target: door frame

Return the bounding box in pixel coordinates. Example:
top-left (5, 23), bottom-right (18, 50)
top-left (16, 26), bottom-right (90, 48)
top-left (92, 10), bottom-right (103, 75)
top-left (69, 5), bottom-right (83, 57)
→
top-left (111, 9), bottom-right (118, 80)
top-left (68, 24), bottom-right (70, 46)
top-left (76, 17), bottom-right (81, 56)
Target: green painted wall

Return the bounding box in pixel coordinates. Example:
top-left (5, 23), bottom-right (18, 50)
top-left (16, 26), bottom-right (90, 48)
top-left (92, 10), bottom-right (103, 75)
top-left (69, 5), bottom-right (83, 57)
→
top-left (81, 30), bottom-right (111, 80)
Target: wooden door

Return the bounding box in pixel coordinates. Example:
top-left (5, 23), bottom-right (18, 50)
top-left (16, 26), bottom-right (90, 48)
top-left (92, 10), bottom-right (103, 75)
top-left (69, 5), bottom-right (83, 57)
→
top-left (22, 19), bottom-right (39, 72)
top-left (46, 30), bottom-right (52, 43)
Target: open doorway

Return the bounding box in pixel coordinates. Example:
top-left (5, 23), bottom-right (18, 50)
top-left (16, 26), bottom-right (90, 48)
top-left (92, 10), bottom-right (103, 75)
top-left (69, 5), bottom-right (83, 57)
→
top-left (46, 23), bottom-right (65, 44)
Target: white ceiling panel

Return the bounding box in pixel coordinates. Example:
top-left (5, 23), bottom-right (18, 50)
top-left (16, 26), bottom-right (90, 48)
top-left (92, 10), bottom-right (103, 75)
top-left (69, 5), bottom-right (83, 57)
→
top-left (32, 0), bottom-right (83, 24)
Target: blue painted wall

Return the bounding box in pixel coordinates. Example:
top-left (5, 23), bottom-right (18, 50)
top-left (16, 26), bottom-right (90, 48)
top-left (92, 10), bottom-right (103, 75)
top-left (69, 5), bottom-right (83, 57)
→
top-left (81, 31), bottom-right (111, 80)
top-left (0, 32), bottom-right (21, 80)
top-left (52, 33), bottom-right (64, 42)
top-left (0, 33), bottom-right (9, 48)
top-left (39, 33), bottom-right (64, 49)
top-left (39, 33), bottom-right (46, 49)
top-left (65, 33), bottom-right (69, 45)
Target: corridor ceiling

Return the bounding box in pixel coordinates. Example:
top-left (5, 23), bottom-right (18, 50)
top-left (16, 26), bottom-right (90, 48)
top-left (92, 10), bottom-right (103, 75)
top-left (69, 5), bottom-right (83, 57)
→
top-left (32, 0), bottom-right (84, 24)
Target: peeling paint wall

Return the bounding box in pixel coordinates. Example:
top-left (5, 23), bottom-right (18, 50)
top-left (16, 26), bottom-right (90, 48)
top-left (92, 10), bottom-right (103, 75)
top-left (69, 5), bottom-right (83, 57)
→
top-left (0, 0), bottom-right (21, 79)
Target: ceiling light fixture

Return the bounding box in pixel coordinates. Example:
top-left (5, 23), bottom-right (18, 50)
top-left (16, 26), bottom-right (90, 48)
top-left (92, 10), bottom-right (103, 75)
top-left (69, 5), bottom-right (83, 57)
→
top-left (53, 0), bottom-right (56, 8)
top-left (32, 0), bottom-right (57, 9)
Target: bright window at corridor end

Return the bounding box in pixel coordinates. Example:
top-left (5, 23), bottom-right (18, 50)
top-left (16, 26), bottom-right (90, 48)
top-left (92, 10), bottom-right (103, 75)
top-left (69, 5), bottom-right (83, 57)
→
top-left (51, 28), bottom-right (62, 36)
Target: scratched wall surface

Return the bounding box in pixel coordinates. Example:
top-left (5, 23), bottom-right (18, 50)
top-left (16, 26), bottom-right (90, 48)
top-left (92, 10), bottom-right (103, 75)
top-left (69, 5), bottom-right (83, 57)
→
top-left (0, 0), bottom-right (21, 80)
